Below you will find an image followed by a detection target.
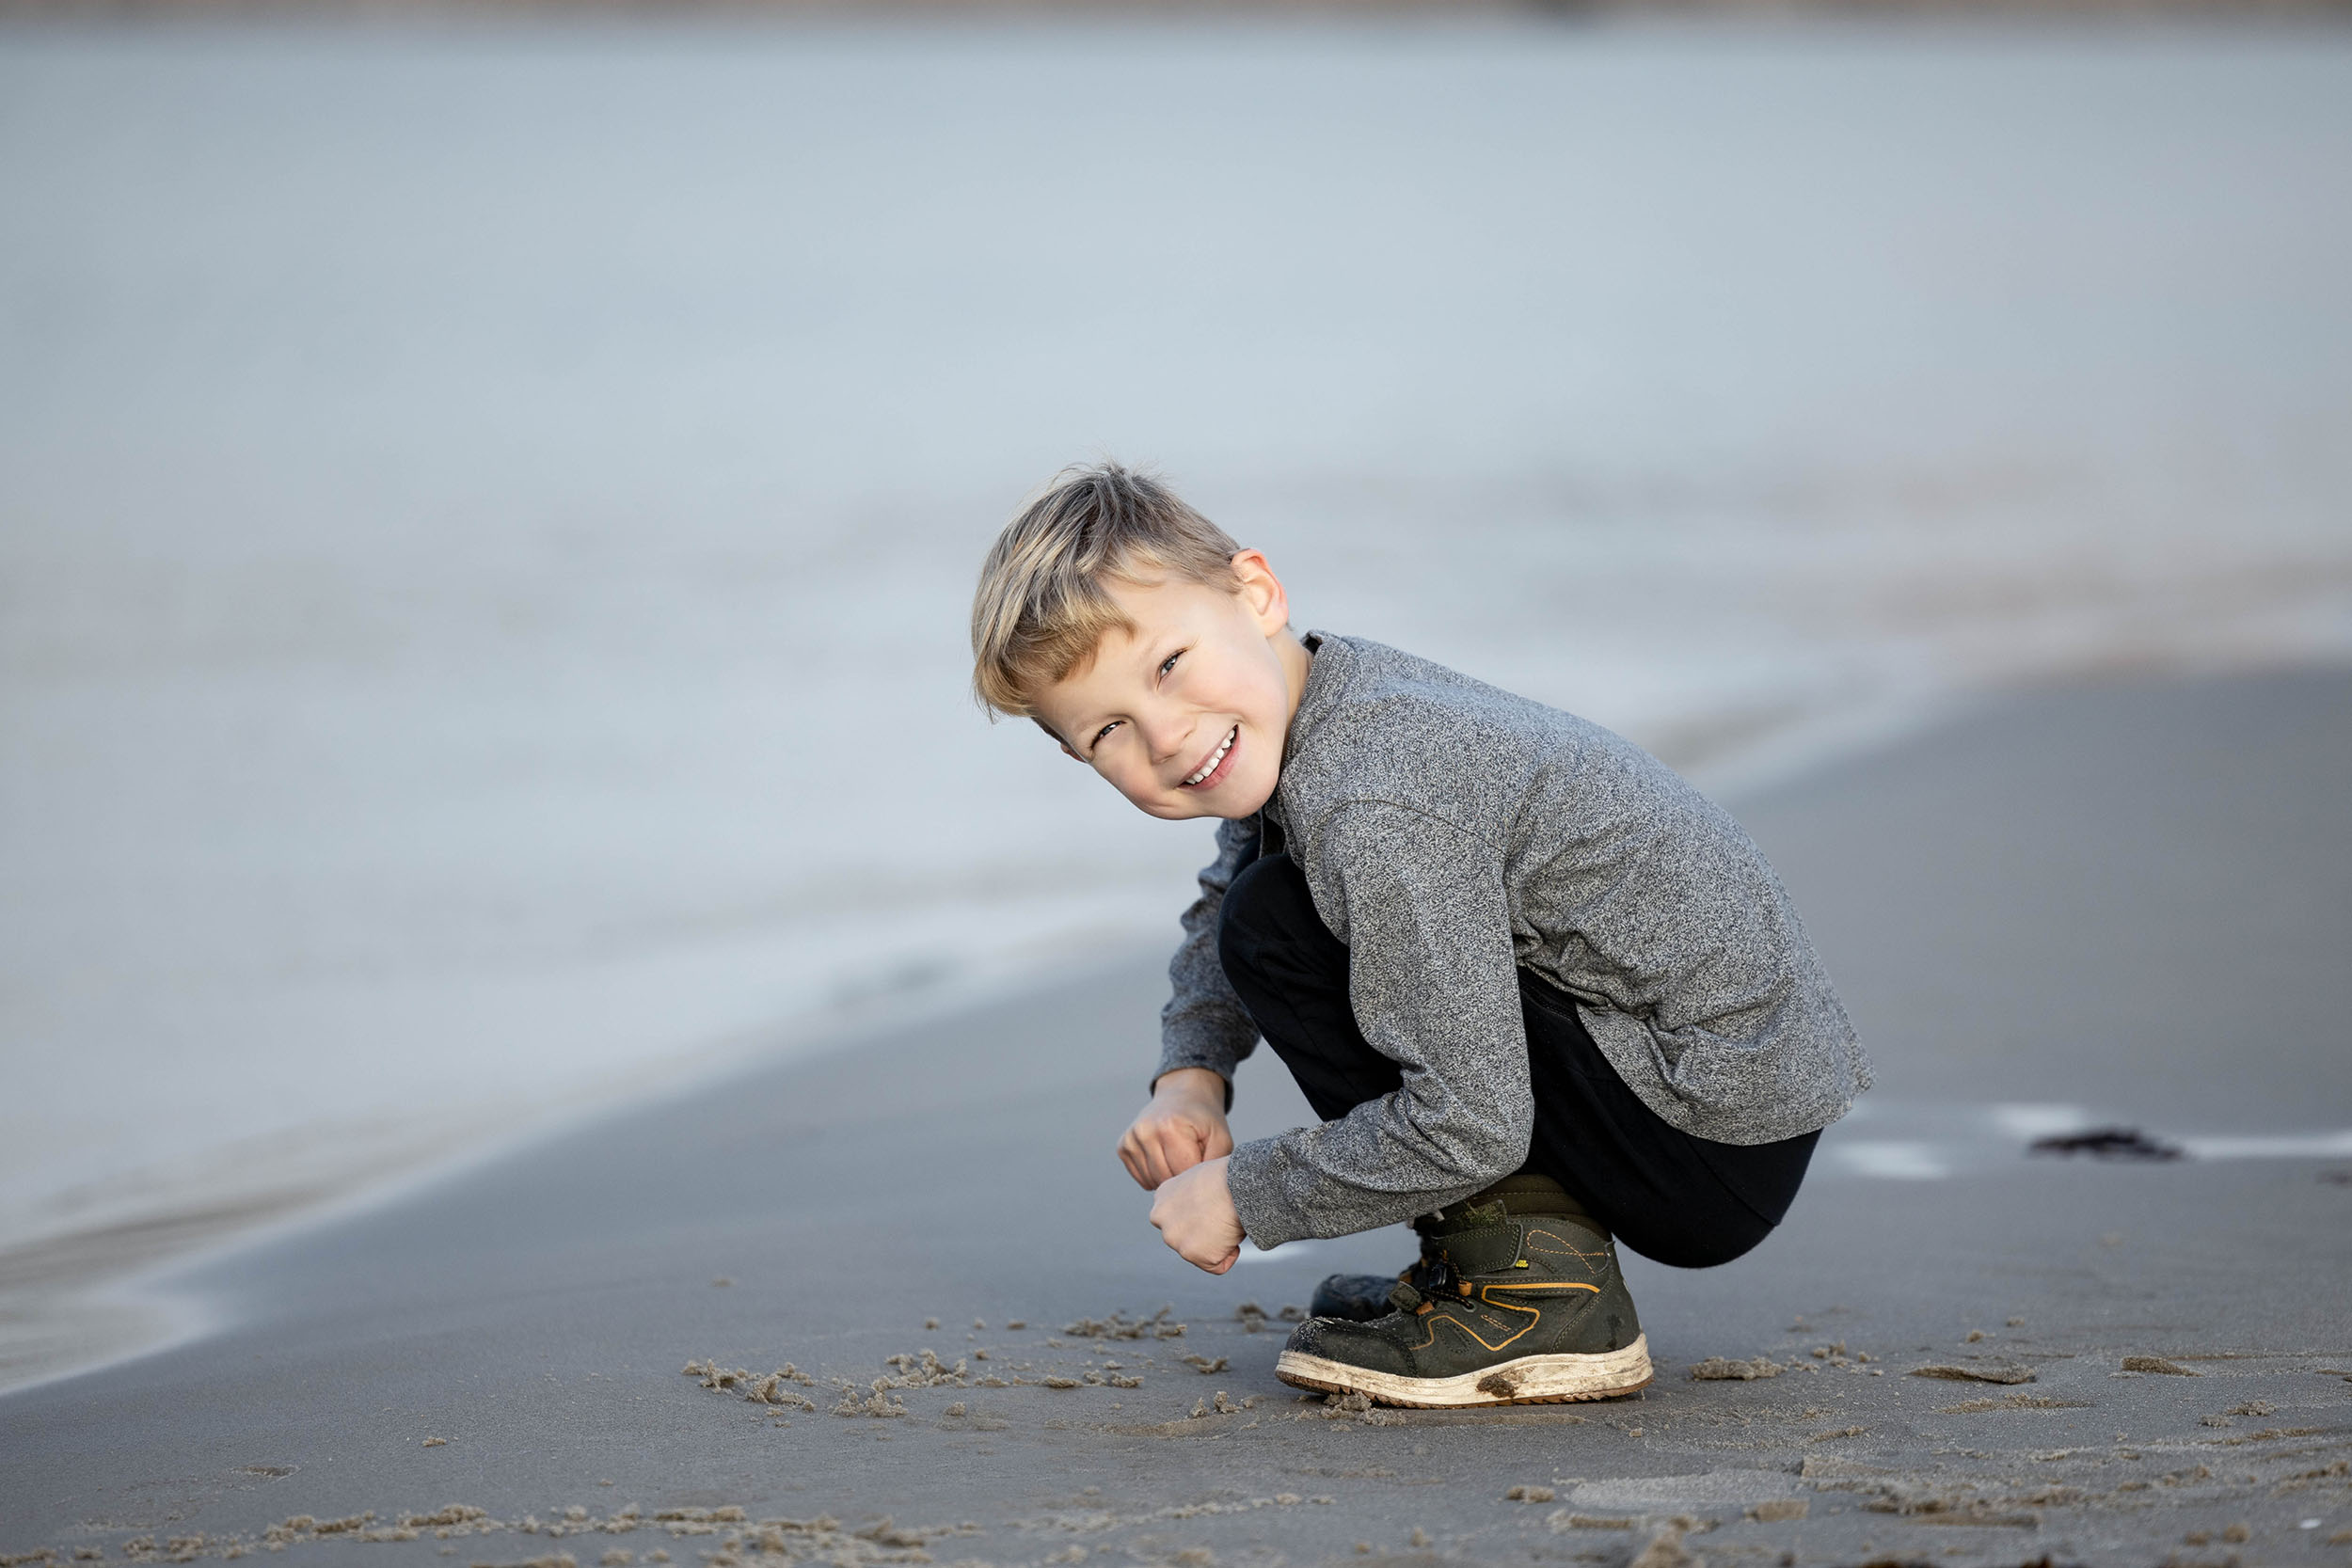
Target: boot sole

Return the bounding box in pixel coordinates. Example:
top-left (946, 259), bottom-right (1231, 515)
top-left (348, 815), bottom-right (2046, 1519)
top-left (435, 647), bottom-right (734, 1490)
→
top-left (1275, 1332), bottom-right (1653, 1408)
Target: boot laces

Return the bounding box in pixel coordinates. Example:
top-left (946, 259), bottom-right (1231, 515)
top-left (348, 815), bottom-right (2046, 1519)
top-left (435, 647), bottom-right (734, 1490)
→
top-left (1386, 1257), bottom-right (1454, 1315)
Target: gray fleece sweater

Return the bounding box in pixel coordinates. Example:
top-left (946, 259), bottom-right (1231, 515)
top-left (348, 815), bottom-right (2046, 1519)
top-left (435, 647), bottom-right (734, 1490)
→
top-left (1158, 633), bottom-right (1869, 1251)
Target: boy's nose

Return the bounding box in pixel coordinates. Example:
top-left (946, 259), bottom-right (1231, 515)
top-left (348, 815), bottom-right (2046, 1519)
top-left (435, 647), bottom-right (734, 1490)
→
top-left (1138, 716), bottom-right (1192, 767)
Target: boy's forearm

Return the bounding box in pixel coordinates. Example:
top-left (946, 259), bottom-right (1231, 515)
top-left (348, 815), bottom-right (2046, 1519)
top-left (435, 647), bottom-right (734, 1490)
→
top-left (1159, 817), bottom-right (1263, 1090)
top-left (1223, 1132), bottom-right (1495, 1252)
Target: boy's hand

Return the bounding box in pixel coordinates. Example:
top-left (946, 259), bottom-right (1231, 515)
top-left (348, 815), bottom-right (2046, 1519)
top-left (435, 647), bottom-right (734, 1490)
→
top-left (1149, 1156), bottom-right (1245, 1275)
top-left (1118, 1067), bottom-right (1233, 1190)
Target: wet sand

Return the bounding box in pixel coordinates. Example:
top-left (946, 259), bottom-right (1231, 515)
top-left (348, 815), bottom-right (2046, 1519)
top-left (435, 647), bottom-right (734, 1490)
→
top-left (2, 670), bottom-right (2348, 1567)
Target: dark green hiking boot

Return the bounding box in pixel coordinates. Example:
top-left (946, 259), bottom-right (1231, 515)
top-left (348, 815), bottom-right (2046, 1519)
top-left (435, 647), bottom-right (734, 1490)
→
top-left (1308, 1205), bottom-right (1462, 1322)
top-left (1309, 1271), bottom-right (1410, 1322)
top-left (1276, 1175), bottom-right (1651, 1407)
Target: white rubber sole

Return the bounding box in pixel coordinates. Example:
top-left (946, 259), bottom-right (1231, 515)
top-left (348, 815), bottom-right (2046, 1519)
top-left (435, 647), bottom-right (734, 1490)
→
top-left (1276, 1332), bottom-right (1654, 1408)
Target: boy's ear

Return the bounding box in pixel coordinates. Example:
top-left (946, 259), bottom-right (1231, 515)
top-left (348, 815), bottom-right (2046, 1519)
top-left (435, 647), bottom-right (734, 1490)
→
top-left (1229, 548), bottom-right (1290, 636)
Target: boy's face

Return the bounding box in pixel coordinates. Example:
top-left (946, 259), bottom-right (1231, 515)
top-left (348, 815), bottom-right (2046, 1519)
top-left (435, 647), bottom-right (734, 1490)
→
top-left (1029, 551), bottom-right (1307, 822)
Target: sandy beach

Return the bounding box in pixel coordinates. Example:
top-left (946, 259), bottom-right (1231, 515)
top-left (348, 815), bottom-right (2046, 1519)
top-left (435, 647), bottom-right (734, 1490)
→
top-left (3, 668), bottom-right (2346, 1565)
top-left (8, 19), bottom-right (2352, 1343)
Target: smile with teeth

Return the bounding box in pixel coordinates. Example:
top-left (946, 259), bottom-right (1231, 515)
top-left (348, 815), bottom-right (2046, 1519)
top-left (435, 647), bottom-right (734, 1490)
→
top-left (1183, 726), bottom-right (1239, 787)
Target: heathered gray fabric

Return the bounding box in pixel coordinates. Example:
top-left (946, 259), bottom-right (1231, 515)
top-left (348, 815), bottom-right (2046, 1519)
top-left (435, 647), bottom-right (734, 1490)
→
top-left (1157, 633), bottom-right (1869, 1250)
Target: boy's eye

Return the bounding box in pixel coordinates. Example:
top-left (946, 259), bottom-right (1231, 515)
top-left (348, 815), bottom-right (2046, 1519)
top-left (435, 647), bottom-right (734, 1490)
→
top-left (1159, 651), bottom-right (1183, 677)
top-left (1093, 721), bottom-right (1120, 747)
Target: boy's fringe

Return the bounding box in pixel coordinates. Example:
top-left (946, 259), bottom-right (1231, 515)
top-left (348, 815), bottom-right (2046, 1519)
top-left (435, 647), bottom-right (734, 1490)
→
top-left (970, 462), bottom-right (1241, 721)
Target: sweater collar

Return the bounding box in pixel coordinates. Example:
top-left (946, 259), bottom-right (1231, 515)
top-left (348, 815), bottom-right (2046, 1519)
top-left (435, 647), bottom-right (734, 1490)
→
top-left (1271, 630), bottom-right (1349, 826)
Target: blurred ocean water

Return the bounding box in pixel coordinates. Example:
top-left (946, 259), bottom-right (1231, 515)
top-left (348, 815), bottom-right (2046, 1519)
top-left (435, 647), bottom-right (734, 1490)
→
top-left (3, 18), bottom-right (2349, 1275)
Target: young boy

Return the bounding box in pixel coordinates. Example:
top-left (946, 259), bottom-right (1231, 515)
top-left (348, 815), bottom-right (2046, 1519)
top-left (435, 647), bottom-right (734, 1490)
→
top-left (970, 464), bottom-right (1869, 1409)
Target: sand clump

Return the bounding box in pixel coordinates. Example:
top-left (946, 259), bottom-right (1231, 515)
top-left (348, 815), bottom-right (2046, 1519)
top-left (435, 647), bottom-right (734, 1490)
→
top-left (1937, 1394), bottom-right (2088, 1413)
top-left (1624, 1523), bottom-right (1691, 1568)
top-left (1546, 1513), bottom-right (1634, 1531)
top-left (1908, 1364), bottom-right (2035, 1385)
top-left (696, 1515), bottom-right (981, 1566)
top-left (1313, 1390), bottom-right (1400, 1427)
top-left (1063, 1308), bottom-right (1186, 1341)
top-left (254, 1515), bottom-right (461, 1548)
top-left (451, 1516), bottom-right (986, 1568)
top-left (1011, 1495), bottom-right (1327, 1535)
top-left (878, 1351), bottom-right (971, 1388)
top-left (1, 1500), bottom-right (872, 1567)
top-left (682, 1360), bottom-right (819, 1411)
top-left (831, 1382), bottom-right (908, 1419)
top-left (684, 1351), bottom-right (991, 1418)
top-left (1688, 1357), bottom-right (1783, 1381)
top-left (1187, 1391), bottom-right (1255, 1418)
top-left (1232, 1303), bottom-right (1305, 1334)
top-left (1852, 1483), bottom-right (2035, 1527)
top-left (2122, 1355), bottom-right (2200, 1376)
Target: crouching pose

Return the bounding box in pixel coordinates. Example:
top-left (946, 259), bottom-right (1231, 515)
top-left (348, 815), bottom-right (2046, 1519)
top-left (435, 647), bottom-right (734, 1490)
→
top-left (969, 464), bottom-right (1870, 1409)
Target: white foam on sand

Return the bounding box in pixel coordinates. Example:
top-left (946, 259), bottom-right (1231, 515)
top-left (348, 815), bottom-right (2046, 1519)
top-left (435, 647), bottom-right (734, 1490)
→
top-left (1828, 1141), bottom-right (1953, 1181)
top-left (5, 19), bottom-right (2352, 1389)
top-left (2181, 1132), bottom-right (2352, 1161)
top-left (1989, 1104), bottom-right (2094, 1141)
top-left (1815, 1102), bottom-right (2352, 1182)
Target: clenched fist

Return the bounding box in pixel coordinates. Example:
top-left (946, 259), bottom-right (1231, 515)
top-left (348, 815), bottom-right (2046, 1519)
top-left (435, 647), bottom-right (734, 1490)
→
top-left (1117, 1066), bottom-right (1234, 1190)
top-left (1150, 1156), bottom-right (1245, 1275)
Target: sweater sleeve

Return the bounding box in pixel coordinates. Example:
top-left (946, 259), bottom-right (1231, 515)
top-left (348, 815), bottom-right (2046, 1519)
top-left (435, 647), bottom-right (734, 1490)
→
top-left (1155, 815), bottom-right (1264, 1091)
top-left (1224, 800), bottom-right (1534, 1248)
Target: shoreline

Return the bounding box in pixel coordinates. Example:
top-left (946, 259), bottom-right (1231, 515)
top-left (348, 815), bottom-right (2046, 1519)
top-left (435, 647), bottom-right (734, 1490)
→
top-left (8, 653), bottom-right (2342, 1402)
top-left (0, 924), bottom-right (1186, 1399)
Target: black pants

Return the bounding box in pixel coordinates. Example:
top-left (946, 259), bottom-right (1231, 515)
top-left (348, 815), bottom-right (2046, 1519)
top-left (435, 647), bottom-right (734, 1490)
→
top-left (1218, 851), bottom-right (1816, 1269)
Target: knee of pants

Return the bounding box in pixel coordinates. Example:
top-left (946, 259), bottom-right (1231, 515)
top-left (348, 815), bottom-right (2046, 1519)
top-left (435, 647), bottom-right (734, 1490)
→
top-left (1216, 852), bottom-right (1326, 984)
top-left (1629, 1214), bottom-right (1777, 1271)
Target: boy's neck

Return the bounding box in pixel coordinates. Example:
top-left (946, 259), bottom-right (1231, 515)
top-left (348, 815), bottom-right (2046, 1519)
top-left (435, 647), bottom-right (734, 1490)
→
top-left (1250, 628), bottom-right (1313, 814)
top-left (1276, 628), bottom-right (1315, 737)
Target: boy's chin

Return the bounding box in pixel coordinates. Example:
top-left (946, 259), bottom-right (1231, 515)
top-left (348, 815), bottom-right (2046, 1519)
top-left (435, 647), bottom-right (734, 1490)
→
top-left (1144, 778), bottom-right (1276, 822)
top-left (1190, 781), bottom-right (1279, 821)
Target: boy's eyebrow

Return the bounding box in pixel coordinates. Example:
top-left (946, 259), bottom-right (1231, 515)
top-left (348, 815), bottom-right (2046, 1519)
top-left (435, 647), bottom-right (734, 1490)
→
top-left (1042, 623), bottom-right (1184, 757)
top-left (1136, 629), bottom-right (1185, 673)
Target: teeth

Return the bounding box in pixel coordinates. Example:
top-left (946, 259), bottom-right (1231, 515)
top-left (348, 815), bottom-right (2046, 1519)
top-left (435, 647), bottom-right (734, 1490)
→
top-left (1185, 728), bottom-right (1236, 785)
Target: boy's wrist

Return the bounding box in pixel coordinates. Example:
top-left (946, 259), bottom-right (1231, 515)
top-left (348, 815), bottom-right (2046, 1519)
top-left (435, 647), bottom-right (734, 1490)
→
top-left (1152, 1066), bottom-right (1229, 1109)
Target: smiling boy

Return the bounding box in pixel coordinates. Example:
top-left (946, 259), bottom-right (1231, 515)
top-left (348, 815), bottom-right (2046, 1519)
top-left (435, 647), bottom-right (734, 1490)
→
top-left (971, 464), bottom-right (1869, 1408)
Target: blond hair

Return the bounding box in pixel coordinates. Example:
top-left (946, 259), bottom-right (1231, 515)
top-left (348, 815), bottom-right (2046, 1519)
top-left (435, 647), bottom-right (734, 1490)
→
top-left (970, 462), bottom-right (1242, 719)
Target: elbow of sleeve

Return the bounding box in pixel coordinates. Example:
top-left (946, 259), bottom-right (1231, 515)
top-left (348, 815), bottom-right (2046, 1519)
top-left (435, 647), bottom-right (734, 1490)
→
top-left (1465, 1104), bottom-right (1535, 1184)
top-left (1500, 1105), bottom-right (1536, 1174)
top-left (1416, 1102), bottom-right (1534, 1189)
